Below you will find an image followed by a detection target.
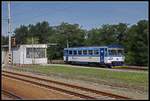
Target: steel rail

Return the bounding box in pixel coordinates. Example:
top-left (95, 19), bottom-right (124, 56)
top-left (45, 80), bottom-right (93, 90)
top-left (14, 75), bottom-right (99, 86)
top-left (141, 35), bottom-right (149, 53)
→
top-left (2, 89), bottom-right (22, 100)
top-left (2, 70), bottom-right (131, 99)
top-left (2, 73), bottom-right (96, 99)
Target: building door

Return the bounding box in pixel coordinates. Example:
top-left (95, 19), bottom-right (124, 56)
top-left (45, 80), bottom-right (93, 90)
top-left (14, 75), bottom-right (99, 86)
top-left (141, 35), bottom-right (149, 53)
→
top-left (100, 48), bottom-right (104, 63)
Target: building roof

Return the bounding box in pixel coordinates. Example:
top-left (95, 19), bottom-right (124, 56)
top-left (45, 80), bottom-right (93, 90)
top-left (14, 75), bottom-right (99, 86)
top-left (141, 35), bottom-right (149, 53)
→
top-left (1, 44), bottom-right (47, 49)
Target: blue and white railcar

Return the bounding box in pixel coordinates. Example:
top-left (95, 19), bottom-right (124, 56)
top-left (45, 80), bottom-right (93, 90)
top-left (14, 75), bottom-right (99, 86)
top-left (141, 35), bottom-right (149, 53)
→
top-left (63, 44), bottom-right (125, 68)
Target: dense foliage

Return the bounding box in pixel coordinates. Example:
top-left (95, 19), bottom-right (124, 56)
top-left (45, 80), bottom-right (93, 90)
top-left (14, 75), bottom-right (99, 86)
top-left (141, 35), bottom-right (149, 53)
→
top-left (1, 20), bottom-right (148, 66)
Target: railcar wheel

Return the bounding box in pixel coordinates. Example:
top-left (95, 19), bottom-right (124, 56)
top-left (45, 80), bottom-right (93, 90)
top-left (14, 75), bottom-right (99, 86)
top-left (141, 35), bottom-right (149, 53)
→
top-left (106, 64), bottom-right (112, 68)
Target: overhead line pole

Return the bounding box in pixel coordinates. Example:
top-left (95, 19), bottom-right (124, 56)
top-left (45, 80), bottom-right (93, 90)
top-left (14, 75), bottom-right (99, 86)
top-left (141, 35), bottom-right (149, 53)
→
top-left (8, 1), bottom-right (12, 65)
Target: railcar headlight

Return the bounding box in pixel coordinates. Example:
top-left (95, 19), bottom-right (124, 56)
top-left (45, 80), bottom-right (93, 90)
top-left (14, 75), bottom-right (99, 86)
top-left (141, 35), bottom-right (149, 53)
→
top-left (108, 57), bottom-right (113, 60)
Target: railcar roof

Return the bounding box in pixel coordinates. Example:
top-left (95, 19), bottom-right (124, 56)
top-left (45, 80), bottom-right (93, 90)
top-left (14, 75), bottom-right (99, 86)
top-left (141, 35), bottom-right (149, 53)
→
top-left (64, 44), bottom-right (124, 50)
top-left (108, 44), bottom-right (124, 48)
top-left (64, 46), bottom-right (107, 50)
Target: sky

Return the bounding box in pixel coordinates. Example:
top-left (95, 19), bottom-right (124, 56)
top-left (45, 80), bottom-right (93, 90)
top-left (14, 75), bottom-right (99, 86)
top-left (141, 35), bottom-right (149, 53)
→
top-left (2, 1), bottom-right (148, 36)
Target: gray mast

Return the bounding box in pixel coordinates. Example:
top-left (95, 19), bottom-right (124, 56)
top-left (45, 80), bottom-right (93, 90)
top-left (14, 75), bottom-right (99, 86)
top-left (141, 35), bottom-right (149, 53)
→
top-left (8, 1), bottom-right (12, 65)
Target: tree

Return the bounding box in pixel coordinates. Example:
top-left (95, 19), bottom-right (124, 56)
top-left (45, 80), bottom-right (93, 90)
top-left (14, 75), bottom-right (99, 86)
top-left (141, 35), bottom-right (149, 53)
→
top-left (26, 37), bottom-right (39, 44)
top-left (33, 21), bottom-right (53, 44)
top-left (125, 20), bottom-right (148, 66)
top-left (86, 23), bottom-right (128, 46)
top-left (14, 25), bottom-right (29, 44)
top-left (12, 20), bottom-right (148, 66)
top-left (47, 22), bottom-right (86, 59)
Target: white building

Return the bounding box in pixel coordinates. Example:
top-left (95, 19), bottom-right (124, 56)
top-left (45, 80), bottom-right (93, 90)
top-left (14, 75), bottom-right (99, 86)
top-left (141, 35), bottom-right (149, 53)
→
top-left (2, 44), bottom-right (47, 64)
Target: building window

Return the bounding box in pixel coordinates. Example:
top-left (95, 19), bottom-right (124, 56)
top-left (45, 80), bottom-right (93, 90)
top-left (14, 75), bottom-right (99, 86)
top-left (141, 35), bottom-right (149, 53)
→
top-left (26, 48), bottom-right (33, 58)
top-left (26, 48), bottom-right (46, 58)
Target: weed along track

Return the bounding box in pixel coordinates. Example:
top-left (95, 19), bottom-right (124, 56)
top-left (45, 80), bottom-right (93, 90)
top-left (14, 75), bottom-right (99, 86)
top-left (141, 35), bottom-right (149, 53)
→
top-left (112, 66), bottom-right (148, 71)
top-left (2, 70), bottom-right (131, 100)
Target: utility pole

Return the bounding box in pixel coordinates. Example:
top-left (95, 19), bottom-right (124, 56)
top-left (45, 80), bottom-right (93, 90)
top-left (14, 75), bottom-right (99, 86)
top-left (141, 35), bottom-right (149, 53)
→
top-left (8, 1), bottom-right (12, 65)
top-left (32, 37), bottom-right (34, 64)
top-left (67, 39), bottom-right (69, 48)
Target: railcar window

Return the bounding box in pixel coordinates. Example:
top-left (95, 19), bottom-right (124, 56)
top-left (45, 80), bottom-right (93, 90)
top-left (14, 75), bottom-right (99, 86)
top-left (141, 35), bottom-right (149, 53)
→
top-left (108, 50), bottom-right (117, 56)
top-left (88, 50), bottom-right (93, 55)
top-left (118, 50), bottom-right (124, 56)
top-left (94, 50), bottom-right (99, 55)
top-left (73, 50), bottom-right (77, 55)
top-left (78, 50), bottom-right (82, 55)
top-left (64, 50), bottom-right (68, 55)
top-left (112, 50), bottom-right (116, 56)
top-left (69, 50), bottom-right (72, 55)
top-left (83, 50), bottom-right (87, 55)
top-left (105, 49), bottom-right (107, 56)
top-left (66, 50), bottom-right (68, 54)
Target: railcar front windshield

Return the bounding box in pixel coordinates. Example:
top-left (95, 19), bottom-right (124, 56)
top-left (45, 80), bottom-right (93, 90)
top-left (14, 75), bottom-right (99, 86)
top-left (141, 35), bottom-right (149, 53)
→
top-left (118, 49), bottom-right (124, 56)
top-left (108, 48), bottom-right (124, 56)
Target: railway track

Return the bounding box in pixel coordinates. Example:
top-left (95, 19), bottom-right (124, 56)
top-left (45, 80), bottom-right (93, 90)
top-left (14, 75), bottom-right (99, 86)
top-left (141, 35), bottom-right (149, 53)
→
top-left (2, 70), bottom-right (131, 100)
top-left (2, 89), bottom-right (22, 100)
top-left (56, 64), bottom-right (148, 71)
top-left (125, 66), bottom-right (148, 70)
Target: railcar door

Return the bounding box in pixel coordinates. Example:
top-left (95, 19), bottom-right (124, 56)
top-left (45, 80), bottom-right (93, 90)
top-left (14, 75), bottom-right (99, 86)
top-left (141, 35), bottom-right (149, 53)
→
top-left (64, 50), bottom-right (68, 62)
top-left (100, 48), bottom-right (104, 63)
top-left (66, 50), bottom-right (68, 62)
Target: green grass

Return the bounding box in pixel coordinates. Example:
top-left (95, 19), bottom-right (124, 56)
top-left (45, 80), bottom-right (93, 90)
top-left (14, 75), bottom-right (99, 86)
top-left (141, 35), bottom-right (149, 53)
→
top-left (4, 65), bottom-right (148, 92)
